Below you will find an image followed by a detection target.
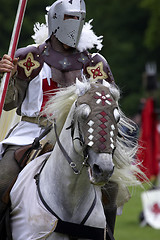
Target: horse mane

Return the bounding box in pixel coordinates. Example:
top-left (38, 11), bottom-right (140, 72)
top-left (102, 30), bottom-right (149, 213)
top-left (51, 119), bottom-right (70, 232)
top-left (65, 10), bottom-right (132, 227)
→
top-left (43, 79), bottom-right (147, 206)
top-left (42, 84), bottom-right (77, 145)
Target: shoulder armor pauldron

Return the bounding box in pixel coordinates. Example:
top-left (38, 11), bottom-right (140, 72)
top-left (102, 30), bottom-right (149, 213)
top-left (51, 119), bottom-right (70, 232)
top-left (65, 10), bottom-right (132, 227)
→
top-left (84, 53), bottom-right (115, 84)
top-left (15, 43), bottom-right (46, 81)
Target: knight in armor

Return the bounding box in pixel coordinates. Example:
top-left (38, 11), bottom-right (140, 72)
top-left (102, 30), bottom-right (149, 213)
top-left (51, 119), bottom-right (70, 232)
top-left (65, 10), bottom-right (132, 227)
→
top-left (0, 0), bottom-right (117, 238)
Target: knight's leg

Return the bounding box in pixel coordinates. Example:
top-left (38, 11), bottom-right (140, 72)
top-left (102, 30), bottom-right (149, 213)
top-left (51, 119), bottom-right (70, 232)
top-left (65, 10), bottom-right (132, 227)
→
top-left (102, 181), bottom-right (118, 236)
top-left (0, 145), bottom-right (21, 220)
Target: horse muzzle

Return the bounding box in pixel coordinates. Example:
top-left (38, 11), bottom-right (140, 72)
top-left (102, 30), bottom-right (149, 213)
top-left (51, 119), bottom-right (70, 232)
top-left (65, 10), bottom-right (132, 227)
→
top-left (87, 150), bottom-right (115, 186)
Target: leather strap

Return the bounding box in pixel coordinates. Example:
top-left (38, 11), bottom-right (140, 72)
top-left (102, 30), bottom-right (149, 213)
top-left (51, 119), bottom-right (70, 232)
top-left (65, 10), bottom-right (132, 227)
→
top-left (54, 120), bottom-right (80, 174)
top-left (34, 159), bottom-right (97, 226)
top-left (18, 124), bottom-right (53, 168)
top-left (34, 159), bottom-right (106, 239)
top-left (21, 116), bottom-right (49, 127)
top-left (55, 220), bottom-right (105, 240)
top-left (34, 123), bottom-right (115, 240)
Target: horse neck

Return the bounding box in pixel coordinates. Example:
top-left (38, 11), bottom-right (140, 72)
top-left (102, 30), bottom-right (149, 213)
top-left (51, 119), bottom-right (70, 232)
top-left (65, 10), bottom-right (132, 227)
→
top-left (40, 107), bottom-right (94, 221)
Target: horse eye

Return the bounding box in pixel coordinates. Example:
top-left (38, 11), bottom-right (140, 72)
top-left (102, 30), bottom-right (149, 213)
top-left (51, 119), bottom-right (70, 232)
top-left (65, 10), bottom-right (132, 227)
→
top-left (113, 108), bottom-right (120, 122)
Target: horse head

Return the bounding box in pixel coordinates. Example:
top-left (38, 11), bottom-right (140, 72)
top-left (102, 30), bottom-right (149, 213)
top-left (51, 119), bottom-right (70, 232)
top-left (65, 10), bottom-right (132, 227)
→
top-left (44, 78), bottom-right (144, 200)
top-left (72, 82), bottom-right (120, 185)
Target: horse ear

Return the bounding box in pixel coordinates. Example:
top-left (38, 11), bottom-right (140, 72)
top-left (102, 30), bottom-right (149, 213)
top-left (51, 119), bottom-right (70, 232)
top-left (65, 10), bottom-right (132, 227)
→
top-left (113, 108), bottom-right (120, 122)
top-left (76, 78), bottom-right (90, 96)
top-left (102, 79), bottom-right (110, 88)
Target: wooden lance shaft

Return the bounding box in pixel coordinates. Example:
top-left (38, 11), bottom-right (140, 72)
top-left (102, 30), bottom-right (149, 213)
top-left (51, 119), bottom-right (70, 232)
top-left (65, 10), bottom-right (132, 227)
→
top-left (0, 0), bottom-right (28, 117)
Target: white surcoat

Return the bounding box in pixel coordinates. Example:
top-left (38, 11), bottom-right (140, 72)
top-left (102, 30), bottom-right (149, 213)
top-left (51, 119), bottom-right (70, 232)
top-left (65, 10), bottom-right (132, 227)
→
top-left (0, 63), bottom-right (52, 159)
top-left (10, 153), bottom-right (58, 240)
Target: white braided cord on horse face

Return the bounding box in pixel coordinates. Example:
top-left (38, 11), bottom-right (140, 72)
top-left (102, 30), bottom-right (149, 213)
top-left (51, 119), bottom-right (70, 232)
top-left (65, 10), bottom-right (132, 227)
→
top-left (76, 83), bottom-right (119, 154)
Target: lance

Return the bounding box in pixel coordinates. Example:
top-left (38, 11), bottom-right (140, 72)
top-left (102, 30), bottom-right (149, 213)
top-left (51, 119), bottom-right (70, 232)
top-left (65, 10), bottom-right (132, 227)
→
top-left (0, 0), bottom-right (28, 117)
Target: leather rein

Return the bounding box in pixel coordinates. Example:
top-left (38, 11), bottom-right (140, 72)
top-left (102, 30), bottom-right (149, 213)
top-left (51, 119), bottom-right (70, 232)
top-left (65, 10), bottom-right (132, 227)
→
top-left (34, 120), bottom-right (107, 239)
top-left (54, 118), bottom-right (89, 175)
top-left (33, 119), bottom-right (115, 240)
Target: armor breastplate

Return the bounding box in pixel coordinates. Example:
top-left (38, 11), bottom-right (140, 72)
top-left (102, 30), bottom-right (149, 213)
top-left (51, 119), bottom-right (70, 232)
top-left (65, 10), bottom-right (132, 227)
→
top-left (15, 37), bottom-right (115, 85)
top-left (42, 38), bottom-right (90, 87)
top-left (51, 67), bottom-right (82, 87)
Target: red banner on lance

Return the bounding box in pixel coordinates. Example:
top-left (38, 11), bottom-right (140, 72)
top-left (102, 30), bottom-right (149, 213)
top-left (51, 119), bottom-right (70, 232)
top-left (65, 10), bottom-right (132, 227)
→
top-left (0, 0), bottom-right (28, 116)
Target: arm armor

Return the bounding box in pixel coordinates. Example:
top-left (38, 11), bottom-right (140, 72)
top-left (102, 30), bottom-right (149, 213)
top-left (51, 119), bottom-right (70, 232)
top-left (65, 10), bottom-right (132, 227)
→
top-left (3, 44), bottom-right (45, 112)
top-left (84, 53), bottom-right (115, 84)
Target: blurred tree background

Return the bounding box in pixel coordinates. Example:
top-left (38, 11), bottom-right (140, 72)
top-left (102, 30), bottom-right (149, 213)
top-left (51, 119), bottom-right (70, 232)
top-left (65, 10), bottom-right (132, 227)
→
top-left (0, 0), bottom-right (160, 117)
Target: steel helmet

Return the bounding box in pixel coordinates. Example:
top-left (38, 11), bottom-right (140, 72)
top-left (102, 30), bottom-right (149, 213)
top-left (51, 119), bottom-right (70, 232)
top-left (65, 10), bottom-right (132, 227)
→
top-left (48, 0), bottom-right (86, 48)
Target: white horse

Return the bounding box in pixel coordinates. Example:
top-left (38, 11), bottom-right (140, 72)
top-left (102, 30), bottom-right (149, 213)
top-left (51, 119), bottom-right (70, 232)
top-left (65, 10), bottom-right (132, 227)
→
top-left (10, 80), bottom-right (144, 240)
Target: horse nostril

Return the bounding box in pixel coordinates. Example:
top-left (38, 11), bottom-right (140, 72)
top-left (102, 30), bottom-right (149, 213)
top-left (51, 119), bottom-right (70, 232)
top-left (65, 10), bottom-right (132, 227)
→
top-left (93, 164), bottom-right (103, 175)
top-left (107, 165), bottom-right (114, 178)
top-left (111, 166), bottom-right (115, 175)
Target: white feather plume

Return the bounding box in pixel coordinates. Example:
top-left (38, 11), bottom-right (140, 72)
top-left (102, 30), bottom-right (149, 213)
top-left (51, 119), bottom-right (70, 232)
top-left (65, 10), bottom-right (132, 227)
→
top-left (32, 22), bottom-right (49, 45)
top-left (75, 78), bottom-right (91, 96)
top-left (77, 19), bottom-right (103, 52)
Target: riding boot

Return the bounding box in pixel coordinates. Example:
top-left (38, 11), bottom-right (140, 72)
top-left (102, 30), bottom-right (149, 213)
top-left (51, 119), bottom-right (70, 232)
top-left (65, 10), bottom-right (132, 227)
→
top-left (0, 145), bottom-right (21, 221)
top-left (101, 181), bottom-right (118, 239)
top-left (104, 206), bottom-right (117, 235)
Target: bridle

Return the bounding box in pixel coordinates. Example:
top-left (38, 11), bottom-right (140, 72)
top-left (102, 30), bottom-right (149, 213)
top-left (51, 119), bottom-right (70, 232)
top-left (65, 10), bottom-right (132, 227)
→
top-left (34, 118), bottom-right (115, 240)
top-left (54, 119), bottom-right (89, 175)
top-left (34, 120), bottom-right (105, 240)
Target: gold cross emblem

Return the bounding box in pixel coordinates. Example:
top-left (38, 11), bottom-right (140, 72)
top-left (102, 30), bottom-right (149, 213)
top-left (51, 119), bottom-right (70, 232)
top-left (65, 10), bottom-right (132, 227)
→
top-left (18, 52), bottom-right (40, 77)
top-left (87, 62), bottom-right (108, 81)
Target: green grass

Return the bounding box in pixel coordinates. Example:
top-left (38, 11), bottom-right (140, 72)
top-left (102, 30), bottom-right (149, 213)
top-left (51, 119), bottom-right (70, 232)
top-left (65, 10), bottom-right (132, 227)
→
top-left (114, 185), bottom-right (160, 240)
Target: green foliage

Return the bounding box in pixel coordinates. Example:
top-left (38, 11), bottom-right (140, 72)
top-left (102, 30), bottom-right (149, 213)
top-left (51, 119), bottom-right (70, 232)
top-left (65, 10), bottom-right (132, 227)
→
top-left (120, 92), bottom-right (143, 117)
top-left (0, 0), bottom-right (160, 116)
top-left (140, 0), bottom-right (160, 50)
top-left (0, 0), bottom-right (52, 53)
top-left (0, 0), bottom-right (18, 55)
top-left (86, 0), bottom-right (151, 115)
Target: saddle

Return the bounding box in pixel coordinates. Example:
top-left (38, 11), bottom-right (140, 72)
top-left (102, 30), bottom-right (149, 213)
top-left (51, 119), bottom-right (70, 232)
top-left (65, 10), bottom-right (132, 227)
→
top-left (14, 141), bottom-right (53, 169)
